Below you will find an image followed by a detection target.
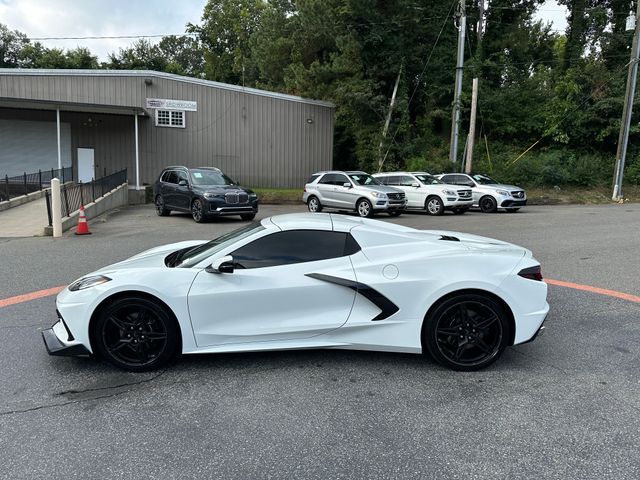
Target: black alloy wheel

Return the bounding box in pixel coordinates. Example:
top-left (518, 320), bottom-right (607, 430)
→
top-left (155, 195), bottom-right (170, 216)
top-left (424, 294), bottom-right (510, 371)
top-left (241, 213), bottom-right (256, 221)
top-left (425, 196), bottom-right (444, 216)
top-left (191, 199), bottom-right (205, 223)
top-left (479, 196), bottom-right (498, 213)
top-left (93, 296), bottom-right (178, 371)
top-left (307, 196), bottom-right (322, 213)
top-left (356, 199), bottom-right (373, 217)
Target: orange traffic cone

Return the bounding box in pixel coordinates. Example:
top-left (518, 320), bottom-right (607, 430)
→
top-left (75, 204), bottom-right (91, 235)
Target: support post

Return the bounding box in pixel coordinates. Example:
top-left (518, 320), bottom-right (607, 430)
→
top-left (449, 0), bottom-right (466, 165)
top-left (56, 109), bottom-right (62, 170)
top-left (613, 3), bottom-right (640, 201)
top-left (51, 178), bottom-right (62, 238)
top-left (134, 113), bottom-right (140, 190)
top-left (465, 78), bottom-right (479, 173)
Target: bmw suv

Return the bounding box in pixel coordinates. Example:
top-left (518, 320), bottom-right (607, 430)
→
top-left (437, 173), bottom-right (526, 213)
top-left (154, 166), bottom-right (258, 222)
top-left (303, 170), bottom-right (407, 217)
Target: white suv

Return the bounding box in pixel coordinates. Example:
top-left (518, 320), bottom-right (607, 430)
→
top-left (437, 173), bottom-right (527, 213)
top-left (373, 171), bottom-right (473, 215)
top-left (303, 171), bottom-right (407, 217)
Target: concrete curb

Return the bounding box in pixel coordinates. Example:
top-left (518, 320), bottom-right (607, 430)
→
top-left (44, 183), bottom-right (128, 236)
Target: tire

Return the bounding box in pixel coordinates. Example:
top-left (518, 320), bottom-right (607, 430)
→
top-left (423, 293), bottom-right (511, 371)
top-left (155, 195), bottom-right (170, 216)
top-left (307, 196), bottom-right (322, 213)
top-left (241, 213), bottom-right (256, 221)
top-left (425, 196), bottom-right (445, 216)
top-left (452, 208), bottom-right (468, 215)
top-left (506, 208), bottom-right (520, 213)
top-left (388, 210), bottom-right (402, 217)
top-left (356, 198), bottom-right (373, 218)
top-left (93, 296), bottom-right (179, 372)
top-left (479, 196), bottom-right (498, 213)
top-left (191, 198), bottom-right (205, 223)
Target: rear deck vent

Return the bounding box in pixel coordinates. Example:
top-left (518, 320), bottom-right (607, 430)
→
top-left (440, 235), bottom-right (460, 242)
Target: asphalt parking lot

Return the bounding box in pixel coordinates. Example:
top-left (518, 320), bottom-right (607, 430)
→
top-left (1, 203), bottom-right (639, 479)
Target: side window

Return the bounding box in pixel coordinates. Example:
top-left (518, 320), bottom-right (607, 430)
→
top-left (376, 176), bottom-right (390, 185)
top-left (306, 174), bottom-right (321, 184)
top-left (399, 175), bottom-right (415, 186)
top-left (166, 171), bottom-right (179, 184)
top-left (456, 175), bottom-right (474, 186)
top-left (319, 174), bottom-right (337, 185)
top-left (335, 174), bottom-right (350, 186)
top-left (230, 230), bottom-right (360, 269)
top-left (441, 175), bottom-right (456, 185)
top-left (384, 176), bottom-right (400, 186)
top-left (177, 170), bottom-right (189, 184)
top-left (160, 171), bottom-right (171, 183)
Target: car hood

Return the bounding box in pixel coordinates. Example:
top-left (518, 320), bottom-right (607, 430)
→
top-left (101, 240), bottom-right (208, 272)
top-left (477, 184), bottom-right (523, 191)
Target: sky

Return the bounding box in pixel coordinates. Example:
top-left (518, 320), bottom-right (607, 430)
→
top-left (0, 0), bottom-right (568, 62)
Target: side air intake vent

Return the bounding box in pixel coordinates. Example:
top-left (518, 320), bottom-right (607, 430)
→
top-left (440, 235), bottom-right (460, 242)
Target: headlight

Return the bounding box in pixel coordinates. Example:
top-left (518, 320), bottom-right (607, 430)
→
top-left (442, 189), bottom-right (456, 196)
top-left (203, 192), bottom-right (222, 199)
top-left (495, 189), bottom-right (509, 196)
top-left (68, 275), bottom-right (111, 291)
top-left (370, 192), bottom-right (387, 198)
top-left (249, 192), bottom-right (258, 198)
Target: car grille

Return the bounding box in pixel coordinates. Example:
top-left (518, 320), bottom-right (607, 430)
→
top-left (225, 192), bottom-right (249, 204)
top-left (387, 192), bottom-right (405, 200)
top-left (511, 191), bottom-right (525, 199)
top-left (457, 189), bottom-right (472, 199)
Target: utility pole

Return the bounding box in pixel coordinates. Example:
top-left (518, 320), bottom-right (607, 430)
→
top-left (613, 1), bottom-right (640, 201)
top-left (377, 63), bottom-right (403, 172)
top-left (465, 78), bottom-right (479, 173)
top-left (449, 0), bottom-right (466, 165)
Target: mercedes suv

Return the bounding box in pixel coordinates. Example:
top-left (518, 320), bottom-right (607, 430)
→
top-left (303, 170), bottom-right (407, 217)
top-left (154, 166), bottom-right (259, 222)
top-left (437, 173), bottom-right (526, 213)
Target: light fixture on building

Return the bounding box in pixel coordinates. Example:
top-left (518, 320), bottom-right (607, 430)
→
top-left (306, 118), bottom-right (314, 124)
top-left (144, 78), bottom-right (153, 86)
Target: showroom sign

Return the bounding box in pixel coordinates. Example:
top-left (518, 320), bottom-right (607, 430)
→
top-left (145, 98), bottom-right (198, 111)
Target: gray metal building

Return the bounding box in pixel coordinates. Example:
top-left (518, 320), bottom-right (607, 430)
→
top-left (0, 69), bottom-right (334, 189)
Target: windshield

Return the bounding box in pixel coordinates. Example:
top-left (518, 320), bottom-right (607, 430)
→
top-left (176, 222), bottom-right (265, 268)
top-left (190, 169), bottom-right (236, 186)
top-left (349, 174), bottom-right (381, 186)
top-left (472, 174), bottom-right (498, 185)
top-left (414, 174), bottom-right (443, 185)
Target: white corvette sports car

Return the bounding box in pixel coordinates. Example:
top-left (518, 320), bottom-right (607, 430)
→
top-left (43, 213), bottom-right (548, 371)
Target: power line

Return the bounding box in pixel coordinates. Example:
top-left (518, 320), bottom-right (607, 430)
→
top-left (27, 33), bottom-right (198, 41)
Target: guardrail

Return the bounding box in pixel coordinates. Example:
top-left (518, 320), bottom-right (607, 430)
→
top-left (1, 167), bottom-right (73, 202)
top-left (45, 169), bottom-right (128, 226)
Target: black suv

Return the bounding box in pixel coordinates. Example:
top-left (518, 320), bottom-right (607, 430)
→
top-left (153, 166), bottom-right (259, 222)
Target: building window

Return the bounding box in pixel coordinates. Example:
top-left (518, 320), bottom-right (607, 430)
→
top-left (155, 109), bottom-right (185, 128)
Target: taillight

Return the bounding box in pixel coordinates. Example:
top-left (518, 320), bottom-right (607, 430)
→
top-left (518, 265), bottom-right (543, 281)
top-left (304, 186), bottom-right (307, 192)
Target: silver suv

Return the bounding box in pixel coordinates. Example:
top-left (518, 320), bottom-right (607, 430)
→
top-left (437, 173), bottom-right (527, 213)
top-left (303, 171), bottom-right (407, 217)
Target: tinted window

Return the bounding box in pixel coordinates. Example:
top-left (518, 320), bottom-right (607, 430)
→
top-left (440, 174), bottom-right (457, 184)
top-left (306, 174), bottom-right (321, 184)
top-left (177, 170), bottom-right (189, 184)
top-left (319, 173), bottom-right (349, 186)
top-left (382, 176), bottom-right (400, 186)
top-left (166, 171), bottom-right (179, 184)
top-left (398, 175), bottom-right (416, 186)
top-left (160, 171), bottom-right (171, 182)
top-left (231, 230), bottom-right (360, 269)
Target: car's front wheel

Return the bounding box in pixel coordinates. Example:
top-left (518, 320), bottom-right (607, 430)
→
top-left (93, 296), bottom-right (179, 371)
top-left (155, 195), bottom-right (170, 216)
top-left (423, 293), bottom-right (511, 371)
top-left (479, 196), bottom-right (498, 213)
top-left (356, 199), bottom-right (373, 217)
top-left (191, 199), bottom-right (205, 223)
top-left (425, 196), bottom-right (444, 216)
top-left (307, 196), bottom-right (322, 213)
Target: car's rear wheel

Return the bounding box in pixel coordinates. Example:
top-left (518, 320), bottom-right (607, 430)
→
top-left (479, 196), bottom-right (498, 213)
top-left (93, 296), bottom-right (179, 372)
top-left (241, 213), bottom-right (256, 221)
top-left (155, 195), bottom-right (170, 216)
top-left (356, 199), bottom-right (373, 217)
top-left (307, 196), bottom-right (322, 213)
top-left (423, 293), bottom-right (510, 371)
top-left (191, 199), bottom-right (205, 223)
top-left (425, 196), bottom-right (444, 216)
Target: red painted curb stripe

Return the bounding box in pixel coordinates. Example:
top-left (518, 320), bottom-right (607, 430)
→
top-left (0, 286), bottom-right (66, 309)
top-left (545, 278), bottom-right (640, 304)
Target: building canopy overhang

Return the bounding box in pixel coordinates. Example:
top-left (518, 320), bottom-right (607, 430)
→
top-left (0, 97), bottom-right (148, 116)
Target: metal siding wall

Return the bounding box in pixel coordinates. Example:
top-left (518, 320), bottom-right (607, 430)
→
top-left (0, 73), bottom-right (335, 188)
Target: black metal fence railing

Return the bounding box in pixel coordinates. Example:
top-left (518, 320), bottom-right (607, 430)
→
top-left (45, 169), bottom-right (128, 226)
top-left (1, 166), bottom-right (73, 202)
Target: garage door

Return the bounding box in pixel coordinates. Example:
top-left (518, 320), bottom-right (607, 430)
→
top-left (0, 119), bottom-right (72, 177)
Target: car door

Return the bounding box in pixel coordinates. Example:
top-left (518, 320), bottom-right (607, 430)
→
top-left (332, 173), bottom-right (357, 208)
top-left (175, 170), bottom-right (191, 210)
top-left (162, 170), bottom-right (179, 208)
top-left (187, 229), bottom-right (358, 347)
top-left (316, 174), bottom-right (340, 207)
top-left (398, 175), bottom-right (423, 208)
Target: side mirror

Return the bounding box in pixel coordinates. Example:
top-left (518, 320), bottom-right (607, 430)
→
top-left (342, 182), bottom-right (352, 188)
top-left (206, 255), bottom-right (235, 274)
top-left (178, 179), bottom-right (189, 187)
top-left (411, 183), bottom-right (420, 188)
